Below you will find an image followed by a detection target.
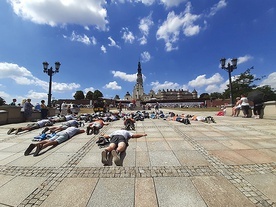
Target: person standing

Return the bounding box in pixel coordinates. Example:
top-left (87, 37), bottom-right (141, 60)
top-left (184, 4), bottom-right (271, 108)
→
top-left (23, 98), bottom-right (33, 122)
top-left (10, 98), bottom-right (17, 106)
top-left (40, 100), bottom-right (48, 119)
top-left (101, 129), bottom-right (147, 166)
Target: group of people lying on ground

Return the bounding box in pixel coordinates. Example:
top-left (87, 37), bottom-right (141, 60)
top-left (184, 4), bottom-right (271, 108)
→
top-left (8, 109), bottom-right (215, 165)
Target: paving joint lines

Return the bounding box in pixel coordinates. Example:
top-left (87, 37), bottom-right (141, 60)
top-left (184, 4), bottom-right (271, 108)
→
top-left (164, 122), bottom-right (275, 207)
top-left (18, 126), bottom-right (110, 206)
top-left (1, 119), bottom-right (275, 206)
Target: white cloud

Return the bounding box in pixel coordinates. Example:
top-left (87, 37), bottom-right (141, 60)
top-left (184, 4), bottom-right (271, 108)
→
top-left (104, 81), bottom-right (122, 90)
top-left (150, 81), bottom-right (180, 92)
top-left (138, 0), bottom-right (155, 6)
top-left (0, 62), bottom-right (81, 93)
top-left (121, 27), bottom-right (135, 44)
top-left (101, 45), bottom-right (107, 53)
top-left (160, 0), bottom-right (187, 8)
top-left (0, 91), bottom-right (11, 101)
top-left (139, 36), bottom-right (147, 45)
top-left (112, 71), bottom-right (137, 82)
top-left (108, 37), bottom-right (121, 48)
top-left (156, 2), bottom-right (201, 51)
top-left (8, 0), bottom-right (108, 30)
top-left (63, 31), bottom-right (97, 45)
top-left (208, 0), bottom-right (227, 17)
top-left (84, 87), bottom-right (95, 94)
top-left (141, 51), bottom-right (151, 62)
top-left (188, 73), bottom-right (224, 88)
top-left (260, 72), bottom-right (276, 90)
top-left (139, 13), bottom-right (154, 44)
top-left (238, 55), bottom-right (253, 65)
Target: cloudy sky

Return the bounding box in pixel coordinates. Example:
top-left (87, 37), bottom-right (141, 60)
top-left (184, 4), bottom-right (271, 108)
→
top-left (0, 0), bottom-right (275, 105)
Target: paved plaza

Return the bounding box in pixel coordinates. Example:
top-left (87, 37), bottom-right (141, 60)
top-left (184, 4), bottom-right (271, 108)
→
top-left (0, 109), bottom-right (275, 207)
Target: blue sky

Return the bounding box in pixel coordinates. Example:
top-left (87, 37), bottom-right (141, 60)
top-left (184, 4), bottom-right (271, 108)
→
top-left (0, 0), bottom-right (275, 105)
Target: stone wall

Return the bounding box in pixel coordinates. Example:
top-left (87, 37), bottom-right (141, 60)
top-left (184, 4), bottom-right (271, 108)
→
top-left (225, 101), bottom-right (276, 119)
top-left (0, 106), bottom-right (56, 125)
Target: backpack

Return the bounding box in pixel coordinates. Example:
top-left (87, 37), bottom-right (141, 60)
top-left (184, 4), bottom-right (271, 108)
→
top-left (96, 136), bottom-right (110, 148)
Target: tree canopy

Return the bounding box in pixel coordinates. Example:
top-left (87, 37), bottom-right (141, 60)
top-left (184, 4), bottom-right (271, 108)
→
top-left (200, 67), bottom-right (275, 101)
top-left (0, 97), bottom-right (5, 106)
top-left (74, 91), bottom-right (85, 100)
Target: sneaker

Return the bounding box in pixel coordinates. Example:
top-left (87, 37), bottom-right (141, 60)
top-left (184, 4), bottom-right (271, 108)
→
top-left (86, 126), bottom-right (93, 135)
top-left (33, 144), bottom-right (42, 157)
top-left (41, 127), bottom-right (49, 134)
top-left (101, 150), bottom-right (108, 165)
top-left (7, 128), bottom-right (16, 135)
top-left (111, 150), bottom-right (122, 166)
top-left (24, 144), bottom-right (36, 156)
top-left (93, 127), bottom-right (98, 134)
top-left (15, 128), bottom-right (22, 135)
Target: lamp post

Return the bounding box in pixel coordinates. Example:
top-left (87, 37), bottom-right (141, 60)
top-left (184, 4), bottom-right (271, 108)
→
top-left (43, 61), bottom-right (61, 107)
top-left (220, 58), bottom-right (237, 106)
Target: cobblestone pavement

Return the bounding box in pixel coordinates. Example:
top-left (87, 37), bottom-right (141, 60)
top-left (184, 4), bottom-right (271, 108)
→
top-left (0, 109), bottom-right (275, 207)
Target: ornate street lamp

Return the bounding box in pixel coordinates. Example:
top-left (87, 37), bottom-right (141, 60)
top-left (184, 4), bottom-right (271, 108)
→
top-left (220, 58), bottom-right (238, 106)
top-left (43, 61), bottom-right (61, 107)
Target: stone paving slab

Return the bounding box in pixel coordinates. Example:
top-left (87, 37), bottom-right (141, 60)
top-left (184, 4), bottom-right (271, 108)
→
top-left (0, 109), bottom-right (275, 206)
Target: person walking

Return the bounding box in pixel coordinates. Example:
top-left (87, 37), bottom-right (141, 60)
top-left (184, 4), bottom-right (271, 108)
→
top-left (101, 129), bottom-right (147, 166)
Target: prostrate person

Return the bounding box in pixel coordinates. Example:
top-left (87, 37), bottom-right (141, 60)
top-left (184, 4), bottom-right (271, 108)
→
top-left (24, 126), bottom-right (85, 156)
top-left (86, 119), bottom-right (109, 135)
top-left (101, 129), bottom-right (147, 166)
top-left (42, 119), bottom-right (82, 134)
top-left (7, 119), bottom-right (54, 135)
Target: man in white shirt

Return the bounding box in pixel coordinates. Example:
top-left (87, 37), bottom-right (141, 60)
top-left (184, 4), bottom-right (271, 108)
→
top-left (101, 129), bottom-right (147, 166)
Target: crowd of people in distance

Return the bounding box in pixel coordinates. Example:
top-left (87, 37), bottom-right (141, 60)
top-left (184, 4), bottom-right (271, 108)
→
top-left (7, 93), bottom-right (264, 166)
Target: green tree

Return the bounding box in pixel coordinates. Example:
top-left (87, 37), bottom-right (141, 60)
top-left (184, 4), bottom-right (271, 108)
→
top-left (93, 90), bottom-right (103, 100)
top-left (0, 97), bottom-right (6, 106)
top-left (199, 93), bottom-right (210, 99)
top-left (223, 67), bottom-right (275, 101)
top-left (210, 92), bottom-right (223, 100)
top-left (86, 91), bottom-right (94, 100)
top-left (229, 67), bottom-right (257, 99)
top-left (256, 85), bottom-right (276, 102)
top-left (74, 91), bottom-right (85, 100)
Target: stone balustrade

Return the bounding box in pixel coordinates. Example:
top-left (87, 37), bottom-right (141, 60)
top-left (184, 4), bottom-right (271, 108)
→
top-left (225, 101), bottom-right (276, 119)
top-left (0, 106), bottom-right (56, 125)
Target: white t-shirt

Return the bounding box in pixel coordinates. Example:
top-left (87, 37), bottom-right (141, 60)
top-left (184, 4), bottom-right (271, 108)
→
top-left (64, 127), bottom-right (80, 138)
top-left (241, 97), bottom-right (249, 106)
top-left (109, 130), bottom-right (134, 141)
top-left (37, 119), bottom-right (51, 127)
top-left (65, 114), bottom-right (74, 121)
top-left (66, 120), bottom-right (78, 127)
